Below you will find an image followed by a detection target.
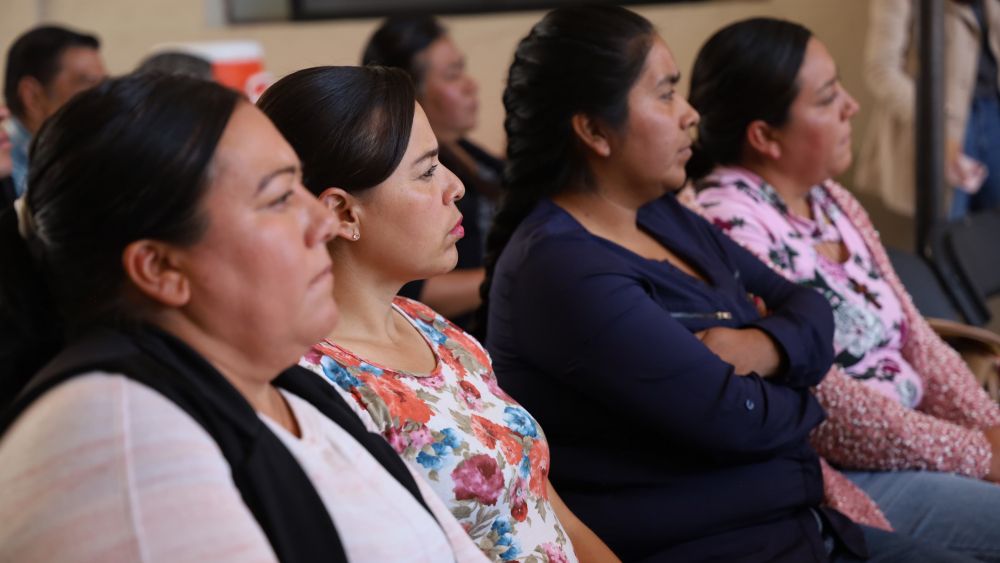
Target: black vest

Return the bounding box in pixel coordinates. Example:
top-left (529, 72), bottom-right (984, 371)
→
top-left (0, 177), bottom-right (15, 211)
top-left (0, 326), bottom-right (436, 562)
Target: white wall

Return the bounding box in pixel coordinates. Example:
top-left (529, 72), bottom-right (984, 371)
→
top-left (1, 0), bottom-right (873, 156)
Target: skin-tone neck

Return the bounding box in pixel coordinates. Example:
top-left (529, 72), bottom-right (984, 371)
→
top-left (324, 245), bottom-right (418, 360)
top-left (552, 185), bottom-right (646, 245)
top-left (739, 154), bottom-right (814, 219)
top-left (150, 308), bottom-right (301, 434)
top-left (22, 113), bottom-right (43, 136)
top-left (740, 151), bottom-right (849, 265)
top-left (557, 185), bottom-right (715, 287)
top-left (553, 153), bottom-right (663, 246)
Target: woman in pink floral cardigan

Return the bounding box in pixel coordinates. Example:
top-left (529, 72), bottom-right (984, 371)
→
top-left (687, 17), bottom-right (1000, 560)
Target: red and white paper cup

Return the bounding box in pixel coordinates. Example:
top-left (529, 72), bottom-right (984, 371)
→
top-left (150, 40), bottom-right (273, 102)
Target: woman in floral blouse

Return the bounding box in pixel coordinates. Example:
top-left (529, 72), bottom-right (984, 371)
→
top-left (257, 65), bottom-right (615, 563)
top-left (689, 17), bottom-right (1000, 559)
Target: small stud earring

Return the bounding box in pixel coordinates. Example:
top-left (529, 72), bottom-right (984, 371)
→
top-left (352, 231), bottom-right (360, 241)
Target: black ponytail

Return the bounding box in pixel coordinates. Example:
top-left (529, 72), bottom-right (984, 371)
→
top-left (686, 17), bottom-right (812, 183)
top-left (258, 65), bottom-right (416, 198)
top-left (0, 205), bottom-right (58, 399)
top-left (361, 15), bottom-right (446, 92)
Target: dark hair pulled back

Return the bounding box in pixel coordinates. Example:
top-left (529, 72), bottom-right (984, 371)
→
top-left (476, 4), bottom-right (655, 335)
top-left (686, 17), bottom-right (812, 181)
top-left (257, 65), bottom-right (416, 196)
top-left (361, 16), bottom-right (447, 92)
top-left (0, 73), bottom-right (241, 401)
top-left (4, 25), bottom-right (101, 119)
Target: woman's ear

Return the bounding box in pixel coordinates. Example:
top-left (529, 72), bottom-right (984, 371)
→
top-left (17, 76), bottom-right (48, 127)
top-left (318, 186), bottom-right (362, 241)
top-left (745, 120), bottom-right (783, 161)
top-left (571, 113), bottom-right (612, 158)
top-left (121, 240), bottom-right (190, 307)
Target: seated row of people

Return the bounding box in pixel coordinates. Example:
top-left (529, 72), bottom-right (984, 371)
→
top-left (1, 19), bottom-right (495, 324)
top-left (1, 5), bottom-right (999, 562)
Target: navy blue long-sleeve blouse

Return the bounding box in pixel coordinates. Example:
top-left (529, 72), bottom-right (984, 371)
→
top-left (486, 195), bottom-right (857, 562)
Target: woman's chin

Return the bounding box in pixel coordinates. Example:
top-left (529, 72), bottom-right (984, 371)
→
top-left (835, 154), bottom-right (853, 177)
top-left (443, 248), bottom-right (460, 271)
top-left (410, 256), bottom-right (461, 282)
top-left (303, 302), bottom-right (340, 343)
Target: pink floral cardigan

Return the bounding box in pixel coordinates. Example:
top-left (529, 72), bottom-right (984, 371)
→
top-left (689, 168), bottom-right (1000, 530)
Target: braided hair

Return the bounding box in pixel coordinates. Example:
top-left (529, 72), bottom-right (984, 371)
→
top-left (476, 4), bottom-right (655, 336)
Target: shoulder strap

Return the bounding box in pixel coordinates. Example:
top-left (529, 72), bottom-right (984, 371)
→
top-left (1, 328), bottom-right (347, 563)
top-left (0, 178), bottom-right (15, 212)
top-left (275, 365), bottom-right (433, 515)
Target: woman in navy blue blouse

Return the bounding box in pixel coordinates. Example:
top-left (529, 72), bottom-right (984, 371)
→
top-left (480, 6), bottom-right (970, 563)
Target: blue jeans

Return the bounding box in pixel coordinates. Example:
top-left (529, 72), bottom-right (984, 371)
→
top-left (829, 526), bottom-right (980, 562)
top-left (842, 470), bottom-right (1000, 561)
top-left (951, 95), bottom-right (1000, 219)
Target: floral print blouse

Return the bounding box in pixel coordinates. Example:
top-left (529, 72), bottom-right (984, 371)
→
top-left (698, 167), bottom-right (924, 408)
top-left (693, 169), bottom-right (1000, 491)
top-left (300, 297), bottom-right (576, 563)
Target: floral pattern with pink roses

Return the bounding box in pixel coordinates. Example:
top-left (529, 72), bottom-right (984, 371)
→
top-left (301, 297), bottom-right (577, 563)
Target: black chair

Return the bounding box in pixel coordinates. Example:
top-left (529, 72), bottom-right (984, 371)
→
top-left (890, 242), bottom-right (1000, 403)
top-left (927, 209), bottom-right (1000, 326)
top-left (887, 246), bottom-right (964, 322)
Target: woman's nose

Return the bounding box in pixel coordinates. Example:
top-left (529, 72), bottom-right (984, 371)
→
top-left (445, 165), bottom-right (465, 203)
top-left (305, 192), bottom-right (336, 246)
top-left (682, 97), bottom-right (700, 130)
top-left (843, 87), bottom-right (860, 119)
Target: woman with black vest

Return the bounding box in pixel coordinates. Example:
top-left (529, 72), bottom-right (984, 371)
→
top-left (0, 73), bottom-right (486, 562)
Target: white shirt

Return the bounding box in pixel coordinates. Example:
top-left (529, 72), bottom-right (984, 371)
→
top-left (0, 372), bottom-right (487, 562)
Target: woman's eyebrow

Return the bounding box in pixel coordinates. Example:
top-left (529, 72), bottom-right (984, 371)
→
top-left (411, 148), bottom-right (439, 167)
top-left (657, 72), bottom-right (682, 87)
top-left (256, 165), bottom-right (299, 194)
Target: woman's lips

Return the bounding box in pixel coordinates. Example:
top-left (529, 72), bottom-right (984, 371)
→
top-left (450, 217), bottom-right (465, 238)
top-left (840, 127), bottom-right (853, 146)
top-left (310, 264), bottom-right (333, 286)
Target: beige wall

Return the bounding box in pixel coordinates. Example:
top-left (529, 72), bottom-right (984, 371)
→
top-left (0, 0), bottom-right (872, 156)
